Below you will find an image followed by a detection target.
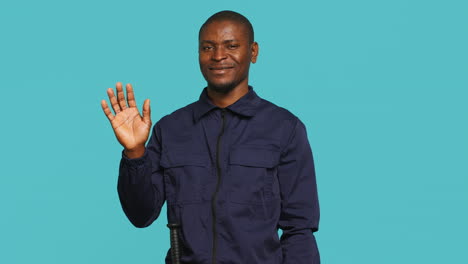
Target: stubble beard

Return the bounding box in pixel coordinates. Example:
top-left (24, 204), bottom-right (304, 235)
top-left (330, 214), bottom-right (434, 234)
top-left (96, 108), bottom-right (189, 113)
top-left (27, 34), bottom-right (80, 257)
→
top-left (207, 80), bottom-right (237, 94)
top-left (206, 72), bottom-right (249, 95)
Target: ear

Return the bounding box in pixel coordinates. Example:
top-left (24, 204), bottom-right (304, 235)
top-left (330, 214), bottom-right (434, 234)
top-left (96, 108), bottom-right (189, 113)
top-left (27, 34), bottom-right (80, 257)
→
top-left (251, 42), bottom-right (259, 63)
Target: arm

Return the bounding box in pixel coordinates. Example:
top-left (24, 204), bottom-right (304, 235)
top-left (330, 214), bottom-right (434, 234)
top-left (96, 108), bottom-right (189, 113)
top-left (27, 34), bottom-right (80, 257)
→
top-left (101, 82), bottom-right (165, 227)
top-left (118, 123), bottom-right (165, 227)
top-left (278, 118), bottom-right (320, 263)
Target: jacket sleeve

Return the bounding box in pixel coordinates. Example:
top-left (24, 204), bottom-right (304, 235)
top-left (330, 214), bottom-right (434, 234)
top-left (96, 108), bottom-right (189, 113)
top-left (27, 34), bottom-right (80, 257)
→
top-left (278, 118), bottom-right (320, 263)
top-left (117, 122), bottom-right (165, 228)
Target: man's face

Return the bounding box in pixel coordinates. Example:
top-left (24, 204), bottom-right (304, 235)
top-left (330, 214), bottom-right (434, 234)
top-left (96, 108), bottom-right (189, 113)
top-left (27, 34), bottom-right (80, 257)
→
top-left (199, 20), bottom-right (258, 93)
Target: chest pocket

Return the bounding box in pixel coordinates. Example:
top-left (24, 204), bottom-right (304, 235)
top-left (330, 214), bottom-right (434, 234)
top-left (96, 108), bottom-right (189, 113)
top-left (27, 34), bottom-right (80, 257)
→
top-left (227, 146), bottom-right (281, 204)
top-left (160, 150), bottom-right (213, 205)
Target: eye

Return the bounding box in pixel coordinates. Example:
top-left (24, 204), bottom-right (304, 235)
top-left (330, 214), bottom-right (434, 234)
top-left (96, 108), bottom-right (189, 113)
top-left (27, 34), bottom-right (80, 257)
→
top-left (228, 44), bottom-right (239, 49)
top-left (202, 46), bottom-right (213, 51)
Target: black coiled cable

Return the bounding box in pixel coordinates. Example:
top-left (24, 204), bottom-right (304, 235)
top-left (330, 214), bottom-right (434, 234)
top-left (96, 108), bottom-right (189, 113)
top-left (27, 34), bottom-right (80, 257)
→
top-left (167, 223), bottom-right (182, 264)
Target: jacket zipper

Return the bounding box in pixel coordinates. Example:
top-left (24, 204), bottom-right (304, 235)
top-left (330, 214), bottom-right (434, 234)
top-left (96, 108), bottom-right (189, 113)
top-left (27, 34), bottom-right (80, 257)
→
top-left (211, 108), bottom-right (226, 264)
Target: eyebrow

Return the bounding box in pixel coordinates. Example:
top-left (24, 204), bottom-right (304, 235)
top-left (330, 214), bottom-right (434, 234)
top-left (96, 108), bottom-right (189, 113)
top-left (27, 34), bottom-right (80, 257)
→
top-left (200, 39), bottom-right (238, 44)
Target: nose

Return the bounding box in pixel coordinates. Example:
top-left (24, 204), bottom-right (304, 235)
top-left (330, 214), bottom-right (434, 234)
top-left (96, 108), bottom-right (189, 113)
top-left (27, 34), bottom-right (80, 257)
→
top-left (211, 46), bottom-right (227, 61)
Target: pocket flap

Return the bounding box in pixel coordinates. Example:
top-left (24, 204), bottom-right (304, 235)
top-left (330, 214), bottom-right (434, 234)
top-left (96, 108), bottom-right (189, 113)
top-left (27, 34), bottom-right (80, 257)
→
top-left (229, 147), bottom-right (280, 168)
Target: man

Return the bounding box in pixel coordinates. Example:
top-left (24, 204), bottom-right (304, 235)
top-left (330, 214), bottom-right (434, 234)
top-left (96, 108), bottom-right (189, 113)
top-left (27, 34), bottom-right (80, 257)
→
top-left (101, 10), bottom-right (320, 264)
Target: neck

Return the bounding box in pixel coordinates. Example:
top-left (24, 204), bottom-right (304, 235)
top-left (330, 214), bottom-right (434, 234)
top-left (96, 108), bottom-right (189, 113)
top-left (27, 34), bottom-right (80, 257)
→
top-left (207, 80), bottom-right (249, 108)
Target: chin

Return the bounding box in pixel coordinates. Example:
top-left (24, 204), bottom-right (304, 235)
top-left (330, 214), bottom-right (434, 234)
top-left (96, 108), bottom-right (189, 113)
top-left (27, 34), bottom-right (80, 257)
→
top-left (207, 80), bottom-right (237, 94)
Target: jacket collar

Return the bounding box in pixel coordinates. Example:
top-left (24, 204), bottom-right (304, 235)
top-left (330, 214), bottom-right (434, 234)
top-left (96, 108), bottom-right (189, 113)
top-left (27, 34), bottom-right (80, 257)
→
top-left (193, 86), bottom-right (262, 122)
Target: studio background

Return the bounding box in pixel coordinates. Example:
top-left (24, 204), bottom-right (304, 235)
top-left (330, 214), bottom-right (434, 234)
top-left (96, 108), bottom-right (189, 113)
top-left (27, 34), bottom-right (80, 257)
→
top-left (1, 0), bottom-right (466, 263)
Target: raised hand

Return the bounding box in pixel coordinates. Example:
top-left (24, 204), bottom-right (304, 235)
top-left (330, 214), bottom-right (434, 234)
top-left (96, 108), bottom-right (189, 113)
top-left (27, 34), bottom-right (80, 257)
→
top-left (101, 82), bottom-right (151, 159)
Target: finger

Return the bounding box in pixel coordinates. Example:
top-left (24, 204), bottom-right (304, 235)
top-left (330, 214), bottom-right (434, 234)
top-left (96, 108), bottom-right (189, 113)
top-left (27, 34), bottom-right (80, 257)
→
top-left (126, 83), bottom-right (137, 108)
top-left (101, 100), bottom-right (115, 121)
top-left (107, 87), bottom-right (121, 114)
top-left (142, 99), bottom-right (151, 124)
top-left (116, 82), bottom-right (128, 110)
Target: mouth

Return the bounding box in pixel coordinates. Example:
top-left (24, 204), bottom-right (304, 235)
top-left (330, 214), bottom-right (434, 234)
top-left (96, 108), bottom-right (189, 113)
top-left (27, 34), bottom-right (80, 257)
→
top-left (209, 66), bottom-right (234, 70)
top-left (208, 65), bottom-right (234, 75)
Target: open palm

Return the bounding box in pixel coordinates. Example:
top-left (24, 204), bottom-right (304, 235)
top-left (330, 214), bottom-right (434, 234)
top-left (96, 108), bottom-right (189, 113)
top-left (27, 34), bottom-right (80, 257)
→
top-left (101, 82), bottom-right (151, 155)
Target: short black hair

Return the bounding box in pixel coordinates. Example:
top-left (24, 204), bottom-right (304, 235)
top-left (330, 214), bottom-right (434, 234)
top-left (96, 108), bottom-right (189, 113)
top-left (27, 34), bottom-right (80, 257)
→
top-left (199, 10), bottom-right (255, 43)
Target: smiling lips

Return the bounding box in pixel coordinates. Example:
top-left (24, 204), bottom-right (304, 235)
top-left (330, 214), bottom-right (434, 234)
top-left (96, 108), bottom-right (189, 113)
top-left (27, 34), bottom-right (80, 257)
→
top-left (209, 65), bottom-right (234, 74)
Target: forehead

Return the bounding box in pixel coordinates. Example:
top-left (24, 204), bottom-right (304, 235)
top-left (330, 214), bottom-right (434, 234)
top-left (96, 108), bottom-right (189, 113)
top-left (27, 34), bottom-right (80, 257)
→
top-left (199, 20), bottom-right (249, 41)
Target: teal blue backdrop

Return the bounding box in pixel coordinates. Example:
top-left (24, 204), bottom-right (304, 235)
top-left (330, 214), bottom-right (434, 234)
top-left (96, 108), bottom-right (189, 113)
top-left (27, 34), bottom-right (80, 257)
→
top-left (1, 0), bottom-right (467, 263)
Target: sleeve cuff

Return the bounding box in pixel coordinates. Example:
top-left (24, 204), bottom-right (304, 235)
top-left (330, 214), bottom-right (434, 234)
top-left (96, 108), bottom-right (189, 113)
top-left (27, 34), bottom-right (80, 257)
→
top-left (121, 149), bottom-right (149, 167)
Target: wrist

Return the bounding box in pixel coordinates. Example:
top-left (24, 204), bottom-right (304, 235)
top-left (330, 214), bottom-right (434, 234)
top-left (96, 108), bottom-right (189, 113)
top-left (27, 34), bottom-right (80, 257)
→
top-left (124, 145), bottom-right (146, 159)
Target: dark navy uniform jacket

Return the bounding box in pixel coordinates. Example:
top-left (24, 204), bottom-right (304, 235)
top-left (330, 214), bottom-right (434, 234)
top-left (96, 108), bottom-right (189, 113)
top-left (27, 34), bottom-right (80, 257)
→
top-left (118, 87), bottom-right (320, 264)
